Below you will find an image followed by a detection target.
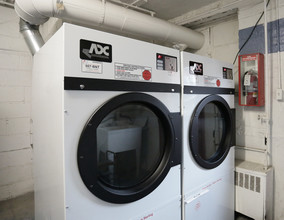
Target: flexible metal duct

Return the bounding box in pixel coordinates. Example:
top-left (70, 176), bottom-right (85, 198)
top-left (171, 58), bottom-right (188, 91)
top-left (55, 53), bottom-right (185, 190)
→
top-left (14, 0), bottom-right (204, 51)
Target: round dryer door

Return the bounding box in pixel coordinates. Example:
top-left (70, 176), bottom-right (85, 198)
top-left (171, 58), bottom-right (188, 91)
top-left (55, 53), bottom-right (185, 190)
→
top-left (189, 95), bottom-right (233, 169)
top-left (78, 93), bottom-right (179, 204)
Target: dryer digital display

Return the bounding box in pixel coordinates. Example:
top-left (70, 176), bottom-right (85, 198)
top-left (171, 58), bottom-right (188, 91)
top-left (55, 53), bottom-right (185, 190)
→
top-left (156, 53), bottom-right (177, 72)
top-left (223, 67), bottom-right (233, 79)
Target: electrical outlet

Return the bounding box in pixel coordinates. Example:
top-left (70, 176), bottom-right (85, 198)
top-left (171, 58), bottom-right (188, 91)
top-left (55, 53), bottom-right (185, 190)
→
top-left (276, 89), bottom-right (283, 101)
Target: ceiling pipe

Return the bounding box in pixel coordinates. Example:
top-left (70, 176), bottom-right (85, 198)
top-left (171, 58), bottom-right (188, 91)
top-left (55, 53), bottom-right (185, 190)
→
top-left (14, 0), bottom-right (204, 52)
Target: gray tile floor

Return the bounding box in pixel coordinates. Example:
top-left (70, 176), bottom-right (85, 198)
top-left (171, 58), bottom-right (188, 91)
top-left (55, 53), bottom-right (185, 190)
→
top-left (0, 192), bottom-right (252, 220)
top-left (0, 192), bottom-right (34, 220)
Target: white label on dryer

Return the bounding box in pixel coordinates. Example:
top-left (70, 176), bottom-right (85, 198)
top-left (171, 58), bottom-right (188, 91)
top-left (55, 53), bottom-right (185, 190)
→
top-left (188, 75), bottom-right (198, 85)
top-left (204, 76), bottom-right (218, 86)
top-left (81, 60), bottom-right (102, 73)
top-left (114, 62), bottom-right (152, 81)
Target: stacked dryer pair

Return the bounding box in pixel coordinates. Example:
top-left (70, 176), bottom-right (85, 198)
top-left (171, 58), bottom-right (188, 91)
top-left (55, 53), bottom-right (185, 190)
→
top-left (181, 52), bottom-right (235, 220)
top-left (32, 23), bottom-right (235, 220)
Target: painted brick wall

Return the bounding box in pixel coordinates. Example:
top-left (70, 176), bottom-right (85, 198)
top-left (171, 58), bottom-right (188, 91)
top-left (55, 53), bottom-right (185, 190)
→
top-left (193, 17), bottom-right (239, 65)
top-left (237, 1), bottom-right (284, 219)
top-left (0, 7), bottom-right (33, 200)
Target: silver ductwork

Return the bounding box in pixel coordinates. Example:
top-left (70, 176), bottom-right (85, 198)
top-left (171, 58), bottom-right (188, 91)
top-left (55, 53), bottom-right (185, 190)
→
top-left (15, 0), bottom-right (204, 53)
top-left (19, 19), bottom-right (45, 55)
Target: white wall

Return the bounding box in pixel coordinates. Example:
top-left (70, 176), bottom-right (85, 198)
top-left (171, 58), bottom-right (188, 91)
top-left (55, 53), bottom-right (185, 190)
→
top-left (192, 17), bottom-right (239, 65)
top-left (0, 5), bottom-right (63, 202)
top-left (0, 7), bottom-right (33, 200)
top-left (237, 1), bottom-right (284, 219)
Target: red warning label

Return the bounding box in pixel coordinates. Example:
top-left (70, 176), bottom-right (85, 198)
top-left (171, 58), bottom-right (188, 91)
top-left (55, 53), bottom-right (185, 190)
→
top-left (142, 70), bottom-right (152, 81)
top-left (114, 63), bottom-right (152, 81)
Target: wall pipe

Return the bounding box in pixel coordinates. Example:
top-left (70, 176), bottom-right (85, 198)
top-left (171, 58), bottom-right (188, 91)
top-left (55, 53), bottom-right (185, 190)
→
top-left (14, 0), bottom-right (204, 52)
top-left (235, 145), bottom-right (267, 154)
top-left (264, 0), bottom-right (272, 171)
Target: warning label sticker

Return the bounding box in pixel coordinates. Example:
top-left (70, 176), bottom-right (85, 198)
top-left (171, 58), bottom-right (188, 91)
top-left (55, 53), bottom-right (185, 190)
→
top-left (114, 63), bottom-right (152, 81)
top-left (204, 76), bottom-right (219, 86)
top-left (242, 55), bottom-right (257, 62)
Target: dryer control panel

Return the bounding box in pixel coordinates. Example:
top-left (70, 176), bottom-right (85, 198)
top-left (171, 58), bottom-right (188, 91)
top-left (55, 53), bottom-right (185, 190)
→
top-left (156, 53), bottom-right (177, 72)
top-left (181, 52), bottom-right (234, 89)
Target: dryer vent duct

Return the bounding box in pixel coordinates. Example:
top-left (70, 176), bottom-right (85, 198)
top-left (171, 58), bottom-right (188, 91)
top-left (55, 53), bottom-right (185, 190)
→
top-left (19, 19), bottom-right (44, 55)
top-left (14, 0), bottom-right (204, 53)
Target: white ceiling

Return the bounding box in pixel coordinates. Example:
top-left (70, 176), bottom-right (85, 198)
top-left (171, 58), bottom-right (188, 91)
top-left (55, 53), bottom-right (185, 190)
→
top-left (117, 0), bottom-right (220, 20)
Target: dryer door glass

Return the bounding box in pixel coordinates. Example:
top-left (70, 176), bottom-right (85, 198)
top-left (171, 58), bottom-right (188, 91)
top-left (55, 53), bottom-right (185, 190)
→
top-left (198, 103), bottom-right (224, 160)
top-left (77, 93), bottom-right (179, 204)
top-left (97, 103), bottom-right (164, 189)
top-left (190, 95), bottom-right (233, 169)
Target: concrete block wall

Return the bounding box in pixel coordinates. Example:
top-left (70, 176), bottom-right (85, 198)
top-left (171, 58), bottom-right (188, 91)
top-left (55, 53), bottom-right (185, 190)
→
top-left (0, 5), bottom-right (63, 201)
top-left (193, 17), bottom-right (239, 65)
top-left (0, 7), bottom-right (33, 201)
top-left (237, 1), bottom-right (284, 219)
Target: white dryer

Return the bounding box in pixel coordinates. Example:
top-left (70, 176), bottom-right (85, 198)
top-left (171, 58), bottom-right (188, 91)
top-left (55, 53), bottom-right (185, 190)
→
top-left (181, 52), bottom-right (235, 220)
top-left (32, 23), bottom-right (182, 220)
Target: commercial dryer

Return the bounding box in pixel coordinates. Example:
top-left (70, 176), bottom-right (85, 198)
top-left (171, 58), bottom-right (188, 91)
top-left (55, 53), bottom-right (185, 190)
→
top-left (32, 23), bottom-right (182, 220)
top-left (181, 52), bottom-right (235, 220)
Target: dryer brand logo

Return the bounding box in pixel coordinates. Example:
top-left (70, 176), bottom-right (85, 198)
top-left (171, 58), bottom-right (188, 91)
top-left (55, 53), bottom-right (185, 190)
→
top-left (189, 61), bottom-right (203, 75)
top-left (80, 39), bottom-right (112, 63)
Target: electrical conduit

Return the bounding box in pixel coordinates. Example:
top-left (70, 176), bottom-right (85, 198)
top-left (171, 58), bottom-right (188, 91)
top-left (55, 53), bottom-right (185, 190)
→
top-left (264, 0), bottom-right (272, 170)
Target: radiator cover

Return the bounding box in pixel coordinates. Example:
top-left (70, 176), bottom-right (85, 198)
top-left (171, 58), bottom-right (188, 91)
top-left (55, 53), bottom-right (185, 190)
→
top-left (235, 160), bottom-right (273, 220)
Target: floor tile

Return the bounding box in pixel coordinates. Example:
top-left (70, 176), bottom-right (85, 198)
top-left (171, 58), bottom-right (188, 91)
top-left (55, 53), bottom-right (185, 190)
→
top-left (0, 192), bottom-right (34, 220)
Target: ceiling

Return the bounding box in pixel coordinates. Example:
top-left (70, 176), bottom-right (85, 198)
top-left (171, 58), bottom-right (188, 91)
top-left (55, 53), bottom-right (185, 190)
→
top-left (112, 0), bottom-right (221, 20)
top-left (0, 0), bottom-right (14, 8)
